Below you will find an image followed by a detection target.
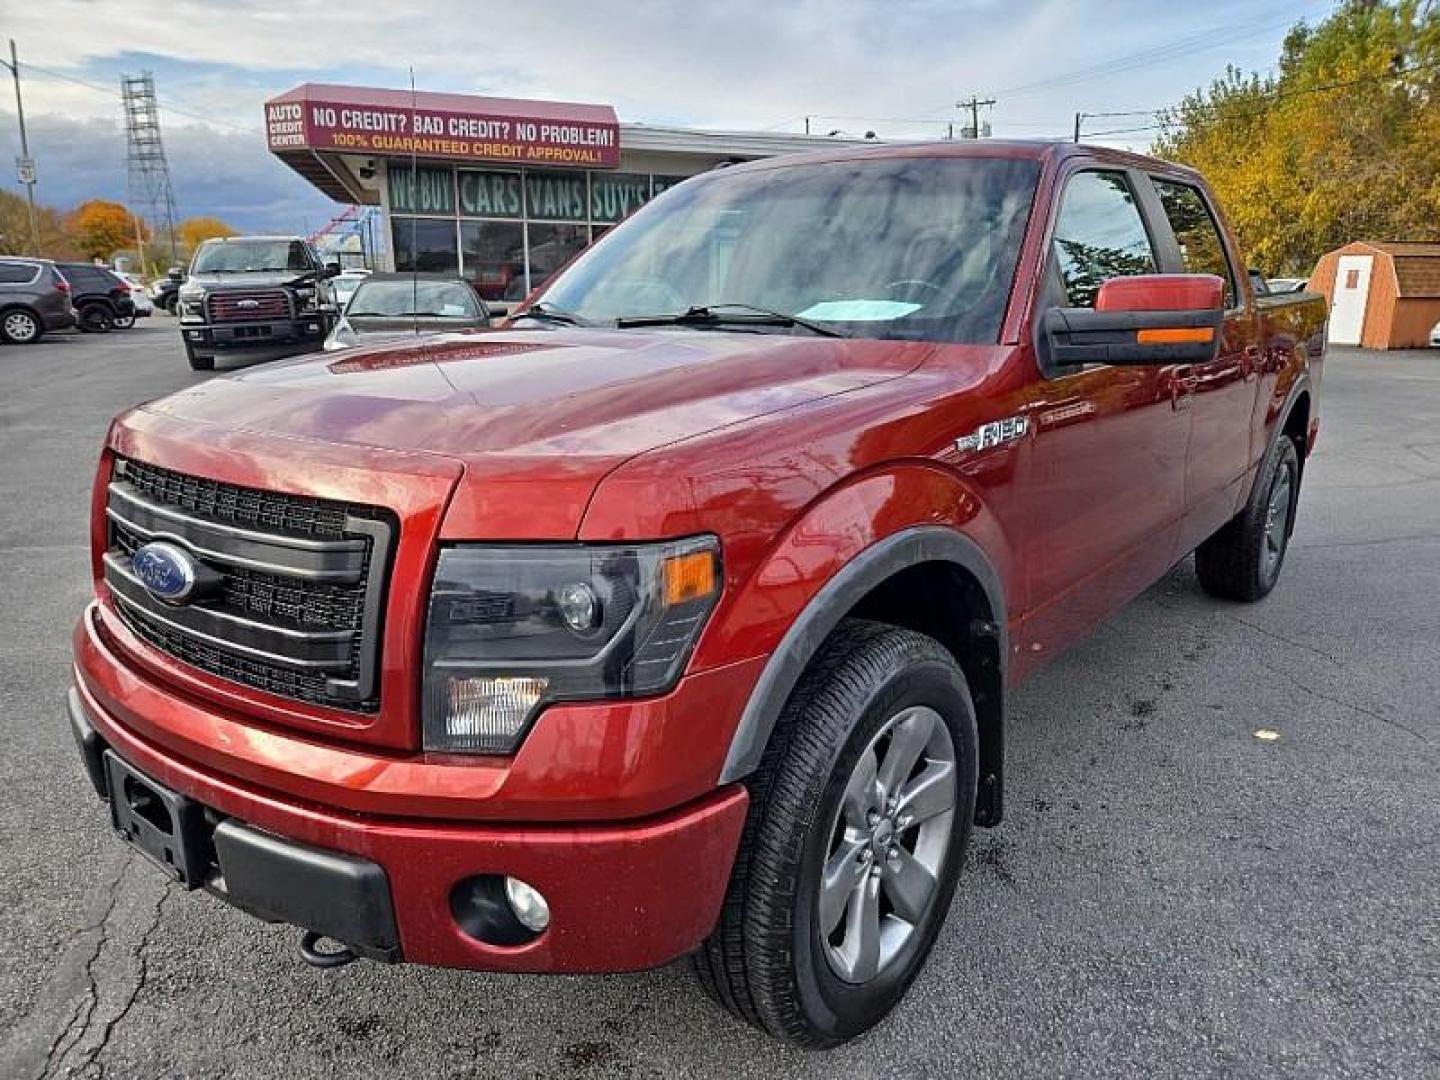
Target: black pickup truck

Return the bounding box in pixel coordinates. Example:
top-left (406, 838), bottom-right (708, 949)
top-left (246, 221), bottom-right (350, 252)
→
top-left (176, 236), bottom-right (340, 370)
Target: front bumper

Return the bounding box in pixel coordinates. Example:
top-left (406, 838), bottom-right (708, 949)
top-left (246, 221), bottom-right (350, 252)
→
top-left (68, 653), bottom-right (749, 974)
top-left (181, 316), bottom-right (326, 356)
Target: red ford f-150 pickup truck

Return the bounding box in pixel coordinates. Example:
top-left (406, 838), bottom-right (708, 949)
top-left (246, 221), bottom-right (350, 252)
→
top-left (69, 142), bottom-right (1326, 1046)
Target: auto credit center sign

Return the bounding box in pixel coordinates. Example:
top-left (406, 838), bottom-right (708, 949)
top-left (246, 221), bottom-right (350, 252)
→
top-left (265, 85), bottom-right (621, 169)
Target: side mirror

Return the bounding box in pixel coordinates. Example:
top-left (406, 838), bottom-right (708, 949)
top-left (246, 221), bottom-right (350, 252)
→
top-left (324, 262), bottom-right (342, 278)
top-left (1042, 273), bottom-right (1224, 367)
top-left (167, 268), bottom-right (183, 281)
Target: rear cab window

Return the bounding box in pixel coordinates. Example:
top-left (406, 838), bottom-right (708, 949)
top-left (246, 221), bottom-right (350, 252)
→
top-left (1050, 170), bottom-right (1158, 308)
top-left (1152, 179), bottom-right (1238, 308)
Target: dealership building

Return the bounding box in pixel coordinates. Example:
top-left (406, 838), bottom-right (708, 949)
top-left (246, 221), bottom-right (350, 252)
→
top-left (265, 83), bottom-right (857, 303)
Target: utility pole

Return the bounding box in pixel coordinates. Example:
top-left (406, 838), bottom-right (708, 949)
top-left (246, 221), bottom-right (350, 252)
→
top-left (957, 95), bottom-right (996, 139)
top-left (1073, 112), bottom-right (1084, 143)
top-left (3, 40), bottom-right (41, 256)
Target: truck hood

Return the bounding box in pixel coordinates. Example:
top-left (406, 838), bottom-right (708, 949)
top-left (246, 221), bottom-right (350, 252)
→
top-left (139, 328), bottom-right (930, 537)
top-left (186, 270), bottom-right (316, 291)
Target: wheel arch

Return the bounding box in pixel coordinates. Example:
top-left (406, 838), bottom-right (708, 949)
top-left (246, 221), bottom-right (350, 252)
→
top-left (718, 525), bottom-right (1008, 826)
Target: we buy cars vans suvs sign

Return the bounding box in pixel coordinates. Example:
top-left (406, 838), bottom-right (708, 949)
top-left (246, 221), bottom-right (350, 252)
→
top-left (265, 83), bottom-right (621, 168)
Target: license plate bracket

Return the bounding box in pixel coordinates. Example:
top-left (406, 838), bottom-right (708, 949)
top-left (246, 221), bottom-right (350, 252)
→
top-left (104, 751), bottom-right (210, 889)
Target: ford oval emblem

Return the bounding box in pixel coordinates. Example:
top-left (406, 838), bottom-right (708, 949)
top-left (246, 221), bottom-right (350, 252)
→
top-left (131, 541), bottom-right (199, 603)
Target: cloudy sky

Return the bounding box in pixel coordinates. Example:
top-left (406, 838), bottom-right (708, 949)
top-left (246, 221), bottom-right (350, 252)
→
top-left (0, 0), bottom-right (1335, 233)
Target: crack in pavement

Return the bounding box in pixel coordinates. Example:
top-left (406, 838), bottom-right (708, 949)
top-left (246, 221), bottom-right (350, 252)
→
top-left (76, 887), bottom-right (171, 1080)
top-left (1255, 658), bottom-right (1429, 745)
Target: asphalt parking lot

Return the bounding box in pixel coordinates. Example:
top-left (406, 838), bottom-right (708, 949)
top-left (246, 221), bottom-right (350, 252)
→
top-left (0, 319), bottom-right (1436, 1078)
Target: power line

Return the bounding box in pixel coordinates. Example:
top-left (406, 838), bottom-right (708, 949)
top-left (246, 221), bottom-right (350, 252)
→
top-left (14, 59), bottom-right (255, 133)
top-left (1081, 55), bottom-right (1440, 140)
top-left (997, 1), bottom-right (1327, 98)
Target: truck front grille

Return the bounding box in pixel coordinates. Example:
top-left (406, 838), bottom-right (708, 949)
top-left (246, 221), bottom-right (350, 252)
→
top-left (103, 458), bottom-right (393, 712)
top-left (207, 289), bottom-right (291, 323)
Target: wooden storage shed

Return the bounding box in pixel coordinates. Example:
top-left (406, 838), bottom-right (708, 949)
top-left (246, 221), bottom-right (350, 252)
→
top-left (1308, 241), bottom-right (1440, 349)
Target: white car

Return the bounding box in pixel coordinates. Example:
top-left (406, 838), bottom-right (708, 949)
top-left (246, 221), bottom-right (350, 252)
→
top-left (1430, 319), bottom-right (1440, 348)
top-left (332, 268), bottom-right (372, 310)
top-left (118, 273), bottom-right (154, 316)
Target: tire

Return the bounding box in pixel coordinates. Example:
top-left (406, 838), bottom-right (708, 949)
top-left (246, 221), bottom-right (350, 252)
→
top-left (184, 341), bottom-right (215, 371)
top-left (78, 302), bottom-right (113, 333)
top-left (1196, 435), bottom-right (1301, 602)
top-left (112, 312), bottom-right (136, 330)
top-left (0, 307), bottom-right (42, 344)
top-left (694, 619), bottom-right (978, 1047)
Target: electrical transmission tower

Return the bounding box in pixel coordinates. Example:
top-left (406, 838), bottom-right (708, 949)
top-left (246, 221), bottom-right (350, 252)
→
top-left (121, 72), bottom-right (178, 269)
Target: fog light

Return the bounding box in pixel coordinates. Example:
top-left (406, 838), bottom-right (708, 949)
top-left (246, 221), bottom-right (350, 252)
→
top-left (187, 330), bottom-right (203, 341)
top-left (504, 876), bottom-right (550, 932)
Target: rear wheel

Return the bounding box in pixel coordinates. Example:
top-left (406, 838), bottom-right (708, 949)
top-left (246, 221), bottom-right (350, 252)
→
top-left (0, 308), bottom-right (42, 344)
top-left (694, 620), bottom-right (977, 1047)
top-left (1196, 435), bottom-right (1301, 602)
top-left (78, 302), bottom-right (113, 333)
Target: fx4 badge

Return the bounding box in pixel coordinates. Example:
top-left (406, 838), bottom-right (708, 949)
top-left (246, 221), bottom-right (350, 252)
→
top-left (954, 415), bottom-right (1030, 454)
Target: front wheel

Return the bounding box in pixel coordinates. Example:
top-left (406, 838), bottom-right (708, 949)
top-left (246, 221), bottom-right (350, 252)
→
top-left (1196, 435), bottom-right (1301, 601)
top-left (694, 620), bottom-right (978, 1047)
top-left (184, 341), bottom-right (214, 371)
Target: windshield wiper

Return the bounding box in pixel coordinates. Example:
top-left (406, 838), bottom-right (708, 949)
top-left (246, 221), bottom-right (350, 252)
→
top-left (514, 301), bottom-right (592, 327)
top-left (615, 304), bottom-right (847, 338)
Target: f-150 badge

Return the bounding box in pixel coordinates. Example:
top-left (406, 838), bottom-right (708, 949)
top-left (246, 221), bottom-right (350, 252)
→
top-left (955, 416), bottom-right (1029, 454)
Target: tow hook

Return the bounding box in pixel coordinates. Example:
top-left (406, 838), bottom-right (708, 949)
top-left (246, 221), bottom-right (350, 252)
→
top-left (297, 930), bottom-right (359, 969)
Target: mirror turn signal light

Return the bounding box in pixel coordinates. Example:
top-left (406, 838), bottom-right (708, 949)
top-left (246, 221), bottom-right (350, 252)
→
top-left (1136, 327), bottom-right (1215, 345)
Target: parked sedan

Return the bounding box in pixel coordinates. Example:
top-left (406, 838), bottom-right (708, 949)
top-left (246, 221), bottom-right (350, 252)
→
top-left (1430, 319), bottom-right (1440, 347)
top-left (323, 273), bottom-right (491, 350)
top-left (118, 273), bottom-right (155, 318)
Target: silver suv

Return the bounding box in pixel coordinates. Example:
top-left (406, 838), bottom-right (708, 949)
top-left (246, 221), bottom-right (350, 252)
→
top-left (0, 258), bottom-right (76, 344)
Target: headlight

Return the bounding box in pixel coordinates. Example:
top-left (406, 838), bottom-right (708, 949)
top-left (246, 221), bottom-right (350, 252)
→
top-left (423, 536), bottom-right (721, 753)
top-left (294, 286), bottom-right (318, 312)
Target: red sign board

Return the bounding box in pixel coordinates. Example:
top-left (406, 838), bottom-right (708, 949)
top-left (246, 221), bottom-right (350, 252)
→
top-left (266, 84), bottom-right (621, 169)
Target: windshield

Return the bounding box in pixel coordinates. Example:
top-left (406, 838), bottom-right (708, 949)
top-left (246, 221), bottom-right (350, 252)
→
top-left (347, 280), bottom-right (480, 318)
top-left (541, 155), bottom-right (1040, 344)
top-left (192, 240), bottom-right (311, 274)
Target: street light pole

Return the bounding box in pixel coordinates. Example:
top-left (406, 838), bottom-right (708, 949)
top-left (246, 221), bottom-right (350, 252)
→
top-left (4, 39), bottom-right (41, 256)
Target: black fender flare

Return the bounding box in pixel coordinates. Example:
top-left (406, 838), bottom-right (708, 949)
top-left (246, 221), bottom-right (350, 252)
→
top-left (718, 525), bottom-right (1008, 785)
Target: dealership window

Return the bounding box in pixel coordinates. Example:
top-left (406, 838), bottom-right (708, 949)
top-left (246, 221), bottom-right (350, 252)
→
top-left (458, 170), bottom-right (522, 218)
top-left (461, 220), bottom-right (526, 302)
top-left (527, 223), bottom-right (591, 292)
top-left (390, 165), bottom-right (456, 215)
top-left (591, 173), bottom-right (653, 223)
top-left (387, 161), bottom-right (698, 295)
top-left (392, 218), bottom-right (459, 274)
top-left (525, 170), bottom-right (589, 222)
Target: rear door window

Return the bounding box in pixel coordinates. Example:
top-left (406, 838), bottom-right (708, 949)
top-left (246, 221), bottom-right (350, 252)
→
top-left (1050, 171), bottom-right (1157, 307)
top-left (0, 262), bottom-right (38, 284)
top-left (1152, 180), bottom-right (1236, 307)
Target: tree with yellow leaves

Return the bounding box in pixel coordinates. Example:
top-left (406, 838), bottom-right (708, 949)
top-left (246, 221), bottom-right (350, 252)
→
top-left (178, 216), bottom-right (237, 251)
top-left (1155, 0), bottom-right (1440, 275)
top-left (64, 199), bottom-right (147, 262)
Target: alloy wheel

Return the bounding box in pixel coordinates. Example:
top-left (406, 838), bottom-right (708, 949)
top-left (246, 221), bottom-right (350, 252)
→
top-left (819, 705), bottom-right (957, 983)
top-left (1262, 463), bottom-right (1294, 579)
top-left (4, 311), bottom-right (38, 342)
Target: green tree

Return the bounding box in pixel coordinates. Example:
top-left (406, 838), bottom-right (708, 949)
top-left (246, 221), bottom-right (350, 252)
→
top-left (1154, 0), bottom-right (1440, 274)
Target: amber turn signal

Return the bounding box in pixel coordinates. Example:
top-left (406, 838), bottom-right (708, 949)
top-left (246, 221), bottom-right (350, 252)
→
top-left (1136, 327), bottom-right (1215, 345)
top-left (663, 549), bottom-right (718, 606)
